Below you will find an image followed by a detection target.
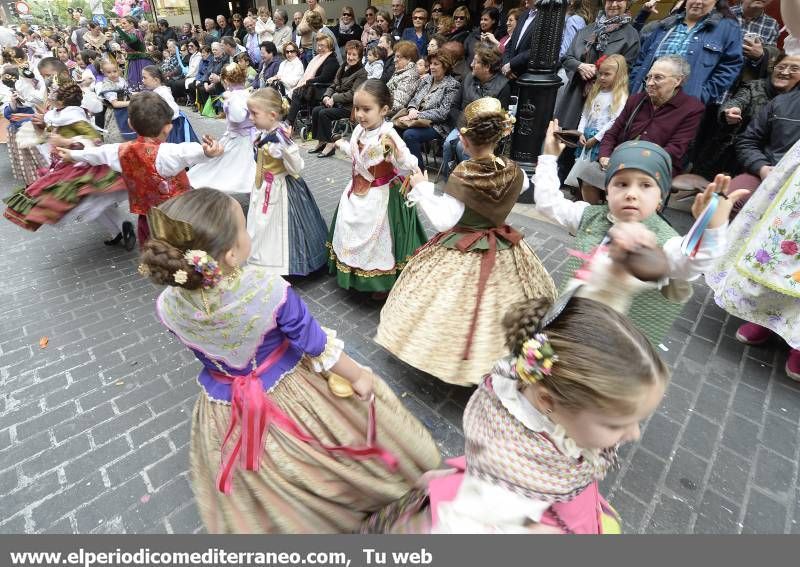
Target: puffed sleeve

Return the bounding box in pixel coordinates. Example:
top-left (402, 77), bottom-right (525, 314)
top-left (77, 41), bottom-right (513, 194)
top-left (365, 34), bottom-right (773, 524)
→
top-left (275, 287), bottom-right (344, 371)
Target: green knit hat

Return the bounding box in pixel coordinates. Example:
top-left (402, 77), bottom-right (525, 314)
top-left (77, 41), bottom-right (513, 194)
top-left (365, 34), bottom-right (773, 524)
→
top-left (605, 140), bottom-right (672, 198)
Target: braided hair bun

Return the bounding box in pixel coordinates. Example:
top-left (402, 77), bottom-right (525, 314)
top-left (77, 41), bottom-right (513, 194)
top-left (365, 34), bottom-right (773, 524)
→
top-left (502, 297), bottom-right (553, 357)
top-left (461, 111), bottom-right (512, 146)
top-left (56, 81), bottom-right (84, 107)
top-left (139, 239), bottom-right (205, 290)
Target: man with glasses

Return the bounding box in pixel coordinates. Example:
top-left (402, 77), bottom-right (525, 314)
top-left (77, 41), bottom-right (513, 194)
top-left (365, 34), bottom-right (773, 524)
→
top-left (390, 0), bottom-right (413, 39)
top-left (334, 7), bottom-right (363, 47)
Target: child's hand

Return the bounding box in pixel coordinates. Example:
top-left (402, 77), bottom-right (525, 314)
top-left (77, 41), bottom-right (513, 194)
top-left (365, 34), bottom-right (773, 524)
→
top-left (584, 137), bottom-right (598, 149)
top-left (692, 173), bottom-right (750, 228)
top-left (599, 156), bottom-right (610, 171)
top-left (56, 147), bottom-right (74, 162)
top-left (608, 221), bottom-right (658, 253)
top-left (543, 120), bottom-right (565, 157)
top-left (409, 168), bottom-right (428, 188)
top-left (351, 369), bottom-right (375, 401)
top-left (201, 135), bottom-right (223, 157)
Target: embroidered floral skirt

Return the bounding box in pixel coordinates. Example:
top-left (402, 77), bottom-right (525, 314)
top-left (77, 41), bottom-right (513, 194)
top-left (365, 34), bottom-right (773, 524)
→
top-left (327, 180), bottom-right (427, 293)
top-left (706, 142), bottom-right (800, 349)
top-left (189, 359), bottom-right (441, 533)
top-left (4, 160), bottom-right (127, 231)
top-left (375, 241), bottom-right (556, 386)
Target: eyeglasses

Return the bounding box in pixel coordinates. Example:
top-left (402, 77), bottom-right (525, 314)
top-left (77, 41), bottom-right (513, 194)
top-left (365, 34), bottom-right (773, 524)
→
top-left (342, 12), bottom-right (353, 17)
top-left (285, 49), bottom-right (297, 54)
top-left (644, 73), bottom-right (677, 83)
top-left (365, 12), bottom-right (375, 17)
top-left (606, 0), bottom-right (626, 4)
top-left (412, 15), bottom-right (425, 20)
top-left (432, 8), bottom-right (442, 12)
top-left (454, 15), bottom-right (466, 20)
top-left (775, 64), bottom-right (800, 74)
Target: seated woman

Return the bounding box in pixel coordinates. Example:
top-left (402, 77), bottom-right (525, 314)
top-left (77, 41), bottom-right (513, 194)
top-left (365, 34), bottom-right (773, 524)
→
top-left (397, 50), bottom-right (460, 169)
top-left (401, 8), bottom-right (430, 57)
top-left (594, 55), bottom-right (704, 191)
top-left (310, 40), bottom-right (367, 158)
top-left (387, 40), bottom-right (421, 115)
top-left (265, 41), bottom-right (305, 97)
top-left (694, 52), bottom-right (800, 179)
top-left (482, 8), bottom-right (519, 53)
top-left (286, 35), bottom-right (340, 127)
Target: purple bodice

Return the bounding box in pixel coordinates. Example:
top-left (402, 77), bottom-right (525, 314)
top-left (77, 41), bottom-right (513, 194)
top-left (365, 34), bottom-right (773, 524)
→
top-left (193, 288), bottom-right (328, 402)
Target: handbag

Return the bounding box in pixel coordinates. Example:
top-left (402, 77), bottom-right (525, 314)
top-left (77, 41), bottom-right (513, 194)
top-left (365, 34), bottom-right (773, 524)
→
top-left (391, 109), bottom-right (432, 131)
top-left (201, 95), bottom-right (221, 118)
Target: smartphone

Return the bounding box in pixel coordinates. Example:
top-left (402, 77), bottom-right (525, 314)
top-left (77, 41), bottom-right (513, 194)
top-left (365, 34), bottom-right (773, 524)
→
top-left (743, 32), bottom-right (761, 43)
top-left (508, 95), bottom-right (518, 118)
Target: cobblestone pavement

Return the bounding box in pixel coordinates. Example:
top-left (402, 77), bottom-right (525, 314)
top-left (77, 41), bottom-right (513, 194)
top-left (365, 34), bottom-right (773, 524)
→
top-left (1, 113), bottom-right (799, 535)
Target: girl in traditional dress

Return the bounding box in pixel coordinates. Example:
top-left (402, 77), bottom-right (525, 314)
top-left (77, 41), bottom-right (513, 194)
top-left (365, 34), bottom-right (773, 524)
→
top-left (95, 59), bottom-right (135, 143)
top-left (246, 87), bottom-right (329, 276)
top-left (3, 66), bottom-right (47, 186)
top-left (706, 137), bottom-right (800, 381)
top-left (140, 65), bottom-right (199, 144)
top-left (113, 15), bottom-right (154, 91)
top-left (329, 79), bottom-right (427, 294)
top-left (138, 188), bottom-right (440, 533)
top-left (3, 81), bottom-right (133, 248)
top-left (188, 63), bottom-right (257, 197)
top-left (365, 293), bottom-right (668, 534)
top-left (376, 97), bottom-right (556, 386)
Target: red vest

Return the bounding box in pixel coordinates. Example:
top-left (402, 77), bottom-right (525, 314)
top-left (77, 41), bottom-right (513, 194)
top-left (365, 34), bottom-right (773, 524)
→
top-left (118, 136), bottom-right (190, 215)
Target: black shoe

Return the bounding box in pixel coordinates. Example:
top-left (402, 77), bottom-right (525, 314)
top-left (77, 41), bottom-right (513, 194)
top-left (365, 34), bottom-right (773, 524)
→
top-left (122, 220), bottom-right (136, 251)
top-left (307, 142), bottom-right (326, 154)
top-left (104, 232), bottom-right (123, 246)
top-left (318, 146), bottom-right (336, 158)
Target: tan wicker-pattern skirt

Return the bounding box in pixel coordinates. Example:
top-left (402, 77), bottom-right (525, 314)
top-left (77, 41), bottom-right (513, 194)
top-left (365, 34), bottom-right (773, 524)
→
top-left (375, 242), bottom-right (557, 386)
top-left (189, 360), bottom-right (441, 533)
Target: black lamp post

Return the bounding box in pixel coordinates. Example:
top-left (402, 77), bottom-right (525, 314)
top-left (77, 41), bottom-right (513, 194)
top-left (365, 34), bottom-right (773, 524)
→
top-left (510, 0), bottom-right (568, 202)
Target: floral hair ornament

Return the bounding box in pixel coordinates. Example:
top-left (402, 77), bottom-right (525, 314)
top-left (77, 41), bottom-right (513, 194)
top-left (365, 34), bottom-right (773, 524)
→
top-left (515, 333), bottom-right (558, 384)
top-left (184, 249), bottom-right (223, 289)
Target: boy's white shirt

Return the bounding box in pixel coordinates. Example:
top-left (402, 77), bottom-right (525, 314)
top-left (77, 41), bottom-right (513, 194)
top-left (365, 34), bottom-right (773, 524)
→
top-left (69, 142), bottom-right (206, 177)
top-left (532, 154), bottom-right (727, 282)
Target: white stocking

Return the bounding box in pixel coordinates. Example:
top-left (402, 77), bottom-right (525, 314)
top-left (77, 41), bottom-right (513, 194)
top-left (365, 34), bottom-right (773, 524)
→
top-left (95, 207), bottom-right (125, 237)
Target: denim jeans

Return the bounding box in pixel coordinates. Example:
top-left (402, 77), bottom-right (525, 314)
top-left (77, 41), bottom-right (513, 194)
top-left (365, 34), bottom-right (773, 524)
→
top-left (442, 128), bottom-right (469, 180)
top-left (401, 126), bottom-right (441, 170)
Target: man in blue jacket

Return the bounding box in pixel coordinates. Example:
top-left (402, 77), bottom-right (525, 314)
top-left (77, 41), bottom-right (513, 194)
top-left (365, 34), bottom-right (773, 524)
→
top-left (629, 0), bottom-right (743, 104)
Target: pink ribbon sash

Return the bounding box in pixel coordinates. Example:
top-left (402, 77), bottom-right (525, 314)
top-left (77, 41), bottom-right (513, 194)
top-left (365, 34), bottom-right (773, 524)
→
top-left (209, 340), bottom-right (398, 494)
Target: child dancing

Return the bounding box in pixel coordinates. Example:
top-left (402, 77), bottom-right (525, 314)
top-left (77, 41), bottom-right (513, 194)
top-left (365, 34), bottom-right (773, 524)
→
top-left (246, 88), bottom-right (329, 275)
top-left (4, 81), bottom-right (132, 247)
top-left (376, 97), bottom-right (556, 386)
top-left (365, 292), bottom-right (668, 533)
top-left (138, 188), bottom-right (440, 533)
top-left (141, 65), bottom-right (200, 144)
top-left (95, 59), bottom-right (135, 143)
top-left (188, 63), bottom-right (258, 197)
top-left (328, 79), bottom-right (427, 293)
top-left (534, 120), bottom-right (746, 346)
top-left (58, 91), bottom-right (223, 246)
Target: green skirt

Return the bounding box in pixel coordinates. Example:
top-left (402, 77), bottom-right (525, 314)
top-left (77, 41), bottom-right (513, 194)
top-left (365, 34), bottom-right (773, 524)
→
top-left (327, 180), bottom-right (427, 293)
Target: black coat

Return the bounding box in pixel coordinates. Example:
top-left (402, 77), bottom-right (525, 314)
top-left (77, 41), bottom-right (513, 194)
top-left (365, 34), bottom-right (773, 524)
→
top-left (380, 54), bottom-right (396, 83)
top-left (333, 24), bottom-right (363, 46)
top-left (502, 9), bottom-right (536, 76)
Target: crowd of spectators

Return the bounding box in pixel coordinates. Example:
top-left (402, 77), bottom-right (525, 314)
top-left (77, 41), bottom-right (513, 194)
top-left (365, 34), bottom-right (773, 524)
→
top-left (7, 0), bottom-right (795, 187)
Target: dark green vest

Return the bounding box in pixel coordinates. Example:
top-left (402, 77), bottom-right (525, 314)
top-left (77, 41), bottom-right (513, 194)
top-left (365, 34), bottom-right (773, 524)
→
top-left (563, 205), bottom-right (684, 346)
